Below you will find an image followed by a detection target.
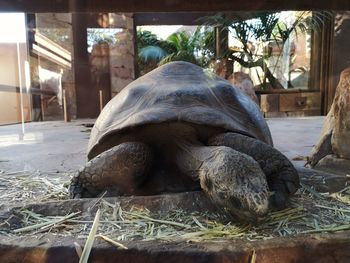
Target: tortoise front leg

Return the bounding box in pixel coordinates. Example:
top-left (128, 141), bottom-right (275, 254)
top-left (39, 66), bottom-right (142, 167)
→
top-left (69, 142), bottom-right (152, 198)
top-left (208, 133), bottom-right (300, 209)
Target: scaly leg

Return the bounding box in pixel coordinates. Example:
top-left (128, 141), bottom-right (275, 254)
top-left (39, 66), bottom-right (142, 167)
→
top-left (69, 142), bottom-right (152, 198)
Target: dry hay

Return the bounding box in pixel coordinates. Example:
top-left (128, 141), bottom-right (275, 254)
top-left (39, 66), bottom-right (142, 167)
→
top-left (0, 170), bottom-right (71, 207)
top-left (1, 170), bottom-right (350, 248)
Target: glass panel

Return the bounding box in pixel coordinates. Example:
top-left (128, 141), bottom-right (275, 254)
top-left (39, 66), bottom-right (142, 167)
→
top-left (227, 11), bottom-right (312, 90)
top-left (0, 13), bottom-right (30, 128)
top-left (33, 13), bottom-right (73, 120)
top-left (0, 11), bottom-right (331, 123)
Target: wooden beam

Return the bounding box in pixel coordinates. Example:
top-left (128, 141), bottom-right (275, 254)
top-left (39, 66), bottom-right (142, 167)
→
top-left (279, 92), bottom-right (321, 112)
top-left (1, 0), bottom-right (350, 13)
top-left (0, 84), bottom-right (56, 96)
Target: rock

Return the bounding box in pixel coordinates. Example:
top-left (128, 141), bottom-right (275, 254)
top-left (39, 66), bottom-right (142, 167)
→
top-left (315, 155), bottom-right (350, 176)
top-left (309, 67), bottom-right (350, 175)
top-left (228, 72), bottom-right (259, 105)
top-left (210, 59), bottom-right (232, 79)
top-left (332, 68), bottom-right (350, 158)
top-left (308, 114), bottom-right (333, 167)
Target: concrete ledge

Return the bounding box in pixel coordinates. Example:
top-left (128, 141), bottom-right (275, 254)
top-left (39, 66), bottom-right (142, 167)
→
top-left (1, 169), bottom-right (350, 263)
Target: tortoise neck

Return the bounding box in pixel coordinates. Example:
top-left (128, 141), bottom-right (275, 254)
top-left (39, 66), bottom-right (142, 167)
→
top-left (176, 142), bottom-right (220, 182)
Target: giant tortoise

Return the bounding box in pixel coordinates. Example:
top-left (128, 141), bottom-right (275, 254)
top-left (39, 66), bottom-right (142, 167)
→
top-left (69, 61), bottom-right (299, 222)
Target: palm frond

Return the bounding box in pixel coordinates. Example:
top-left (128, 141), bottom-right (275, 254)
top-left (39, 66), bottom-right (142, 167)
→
top-left (139, 46), bottom-right (167, 62)
top-left (159, 51), bottom-right (197, 65)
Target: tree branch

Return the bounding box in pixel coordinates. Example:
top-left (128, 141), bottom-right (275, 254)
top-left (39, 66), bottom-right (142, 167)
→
top-left (230, 54), bottom-right (284, 89)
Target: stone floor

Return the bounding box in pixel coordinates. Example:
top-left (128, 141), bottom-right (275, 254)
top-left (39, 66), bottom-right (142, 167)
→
top-left (0, 119), bottom-right (93, 173)
top-left (266, 116), bottom-right (325, 167)
top-left (0, 117), bottom-right (325, 174)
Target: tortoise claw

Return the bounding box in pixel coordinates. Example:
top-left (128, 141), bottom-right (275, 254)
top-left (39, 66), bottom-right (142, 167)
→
top-left (285, 181), bottom-right (298, 194)
top-left (271, 190), bottom-right (287, 210)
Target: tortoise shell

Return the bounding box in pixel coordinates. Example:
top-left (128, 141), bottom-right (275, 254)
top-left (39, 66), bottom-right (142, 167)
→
top-left (88, 61), bottom-right (272, 159)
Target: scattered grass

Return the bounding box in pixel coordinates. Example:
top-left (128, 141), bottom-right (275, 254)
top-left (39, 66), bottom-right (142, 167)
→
top-left (79, 209), bottom-right (100, 263)
top-left (0, 170), bottom-right (70, 206)
top-left (1, 171), bottom-right (350, 245)
top-left (250, 250), bottom-right (257, 263)
top-left (97, 234), bottom-right (128, 250)
top-left (13, 211), bottom-right (80, 233)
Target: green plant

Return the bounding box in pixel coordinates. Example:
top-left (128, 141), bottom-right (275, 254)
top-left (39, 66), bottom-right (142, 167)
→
top-left (160, 27), bottom-right (215, 67)
top-left (137, 27), bottom-right (215, 74)
top-left (158, 31), bottom-right (198, 65)
top-left (136, 30), bottom-right (170, 74)
top-left (202, 11), bottom-right (329, 89)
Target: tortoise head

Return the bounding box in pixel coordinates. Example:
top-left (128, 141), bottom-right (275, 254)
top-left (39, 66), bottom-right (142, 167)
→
top-left (199, 149), bottom-right (270, 223)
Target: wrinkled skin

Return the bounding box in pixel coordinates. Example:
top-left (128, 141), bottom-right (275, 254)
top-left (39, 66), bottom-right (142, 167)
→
top-left (177, 143), bottom-right (269, 222)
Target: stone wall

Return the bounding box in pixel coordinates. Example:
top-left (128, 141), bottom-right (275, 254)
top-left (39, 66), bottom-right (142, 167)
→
top-left (332, 11), bottom-right (350, 104)
top-left (331, 68), bottom-right (350, 159)
top-left (89, 43), bottom-right (111, 108)
top-left (108, 13), bottom-right (135, 97)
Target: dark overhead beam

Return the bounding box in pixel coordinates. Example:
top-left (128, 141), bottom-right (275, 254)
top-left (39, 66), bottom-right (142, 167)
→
top-left (134, 12), bottom-right (255, 26)
top-left (134, 12), bottom-right (212, 26)
top-left (0, 0), bottom-right (350, 13)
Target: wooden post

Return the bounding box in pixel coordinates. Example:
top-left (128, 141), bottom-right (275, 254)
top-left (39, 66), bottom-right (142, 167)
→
top-left (215, 26), bottom-right (231, 79)
top-left (99, 89), bottom-right (103, 112)
top-left (215, 26), bottom-right (229, 58)
top-left (309, 12), bottom-right (334, 115)
top-left (63, 89), bottom-right (70, 122)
